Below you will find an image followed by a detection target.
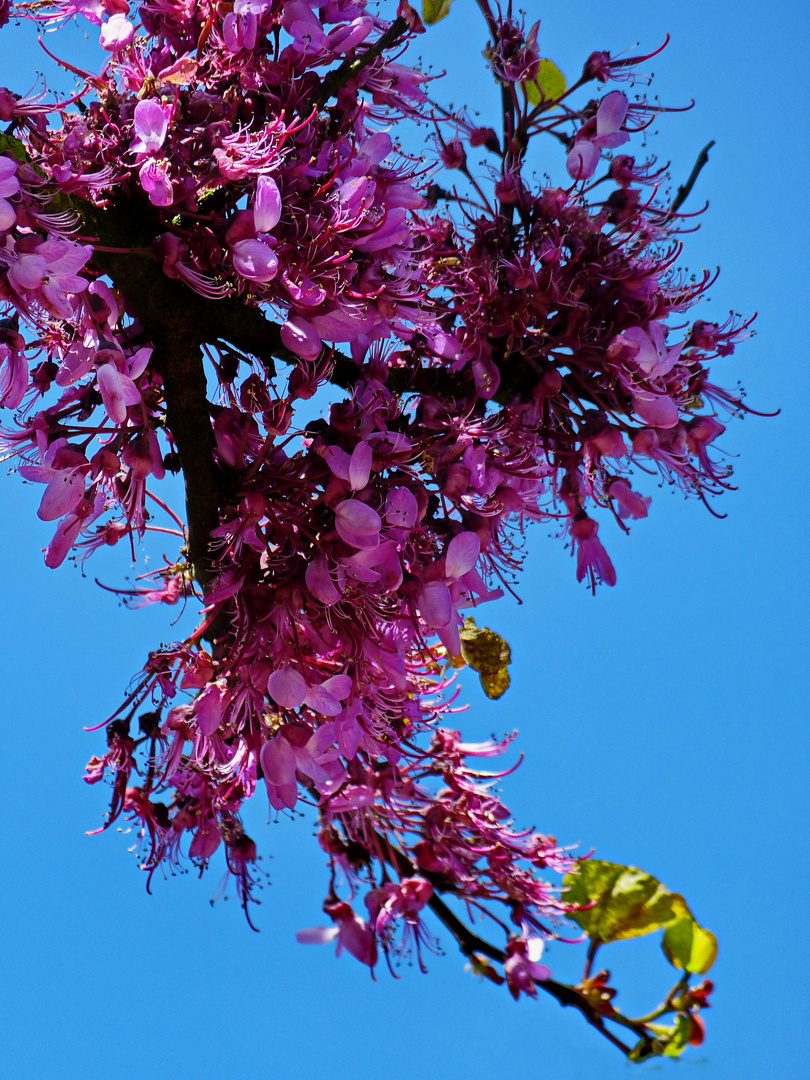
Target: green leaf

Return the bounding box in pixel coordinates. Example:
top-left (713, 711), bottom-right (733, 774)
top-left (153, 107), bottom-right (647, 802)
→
top-left (562, 860), bottom-right (686, 943)
top-left (662, 1015), bottom-right (693, 1057)
top-left (524, 59), bottom-right (567, 105)
top-left (422, 0), bottom-right (454, 25)
top-left (562, 860), bottom-right (717, 975)
top-left (459, 616), bottom-right (511, 699)
top-left (662, 915), bottom-right (718, 974)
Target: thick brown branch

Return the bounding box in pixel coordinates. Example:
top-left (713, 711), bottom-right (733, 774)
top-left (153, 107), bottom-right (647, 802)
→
top-left (150, 334), bottom-right (220, 586)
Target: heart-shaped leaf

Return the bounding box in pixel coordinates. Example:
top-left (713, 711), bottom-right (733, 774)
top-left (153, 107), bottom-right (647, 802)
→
top-left (562, 859), bottom-right (716, 974)
top-left (525, 58), bottom-right (567, 105)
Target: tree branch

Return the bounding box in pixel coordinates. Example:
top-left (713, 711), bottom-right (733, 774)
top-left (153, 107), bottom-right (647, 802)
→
top-left (316, 17), bottom-right (408, 109)
top-left (379, 835), bottom-right (633, 1057)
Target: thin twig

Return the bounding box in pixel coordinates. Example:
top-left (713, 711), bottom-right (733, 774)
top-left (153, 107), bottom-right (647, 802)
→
top-left (669, 140), bottom-right (715, 213)
top-left (378, 834), bottom-right (633, 1057)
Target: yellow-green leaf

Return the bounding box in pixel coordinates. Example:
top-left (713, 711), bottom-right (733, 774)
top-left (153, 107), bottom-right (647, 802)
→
top-left (422, 0), bottom-right (454, 25)
top-left (662, 915), bottom-right (718, 974)
top-left (524, 59), bottom-right (567, 106)
top-left (562, 860), bottom-right (685, 943)
top-left (662, 1015), bottom-right (693, 1057)
top-left (459, 616), bottom-right (511, 699)
top-left (563, 859), bottom-right (717, 975)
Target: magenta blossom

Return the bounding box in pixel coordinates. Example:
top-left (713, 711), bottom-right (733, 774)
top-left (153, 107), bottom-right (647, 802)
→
top-left (18, 438), bottom-right (89, 522)
top-left (504, 936), bottom-right (552, 1000)
top-left (567, 91), bottom-right (630, 180)
top-left (231, 238), bottom-right (279, 283)
top-left (99, 13), bottom-right (134, 51)
top-left (260, 720), bottom-right (346, 809)
top-left (296, 900), bottom-right (378, 968)
top-left (138, 159), bottom-right (173, 206)
top-left (130, 99), bottom-right (169, 155)
top-left (0, 155), bottom-right (19, 231)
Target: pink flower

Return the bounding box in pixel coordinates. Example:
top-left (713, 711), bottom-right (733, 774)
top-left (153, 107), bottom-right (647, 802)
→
top-left (620, 323), bottom-right (683, 379)
top-left (99, 13), bottom-right (134, 51)
top-left (281, 1), bottom-right (328, 52)
top-left (97, 361), bottom-right (141, 423)
top-left (222, 9), bottom-right (257, 52)
top-left (631, 388), bottom-right (679, 429)
top-left (342, 540), bottom-right (403, 592)
top-left (504, 936), bottom-right (551, 999)
top-left (567, 91), bottom-right (630, 180)
top-left (305, 553), bottom-right (343, 605)
top-left (0, 155), bottom-right (20, 231)
top-left (325, 441), bottom-right (372, 491)
top-left (609, 478), bottom-right (651, 519)
top-left (571, 515), bottom-right (616, 589)
top-left (130, 100), bottom-right (169, 155)
top-left (138, 159), bottom-right (173, 206)
top-left (365, 877), bottom-right (433, 936)
top-left (0, 342), bottom-right (27, 409)
top-left (192, 680), bottom-right (229, 736)
top-left (121, 428), bottom-right (164, 480)
top-left (44, 491), bottom-right (105, 569)
top-left (260, 720), bottom-right (345, 809)
top-left (296, 900), bottom-right (377, 968)
top-left (231, 238), bottom-right (279, 283)
top-left (417, 531), bottom-right (482, 655)
top-left (384, 486), bottom-right (419, 533)
top-left (280, 315), bottom-right (322, 360)
top-left (445, 530), bottom-right (480, 579)
top-left (267, 669), bottom-right (353, 716)
top-left (6, 238), bottom-right (91, 318)
top-left (588, 426), bottom-right (627, 459)
top-left (189, 817), bottom-right (222, 859)
top-left (334, 498), bottom-right (382, 548)
top-left (253, 175), bottom-right (282, 232)
top-left (686, 415), bottom-right (725, 467)
top-left (18, 438), bottom-right (89, 522)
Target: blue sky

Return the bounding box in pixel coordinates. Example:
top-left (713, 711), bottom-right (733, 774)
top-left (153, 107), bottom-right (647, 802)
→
top-left (0, 2), bottom-right (807, 1077)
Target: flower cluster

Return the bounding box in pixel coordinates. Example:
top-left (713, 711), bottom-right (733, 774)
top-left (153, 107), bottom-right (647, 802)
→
top-left (0, 0), bottom-right (751, 1024)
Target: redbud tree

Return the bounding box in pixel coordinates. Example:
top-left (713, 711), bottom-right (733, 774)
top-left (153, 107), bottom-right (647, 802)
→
top-left (0, 0), bottom-right (757, 1061)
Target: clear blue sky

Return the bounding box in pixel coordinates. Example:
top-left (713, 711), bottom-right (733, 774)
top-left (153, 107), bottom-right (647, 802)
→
top-left (0, 2), bottom-right (807, 1077)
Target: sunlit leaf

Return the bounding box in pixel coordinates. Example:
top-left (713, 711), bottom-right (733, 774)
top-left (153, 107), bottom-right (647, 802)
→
top-left (633, 1016), bottom-right (691, 1060)
top-left (562, 860), bottom-right (686, 943)
top-left (662, 915), bottom-right (718, 974)
top-left (665, 1014), bottom-right (693, 1057)
top-left (563, 859), bottom-right (717, 976)
top-left (524, 58), bottom-right (567, 105)
top-left (422, 0), bottom-right (454, 25)
top-left (459, 616), bottom-right (511, 699)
